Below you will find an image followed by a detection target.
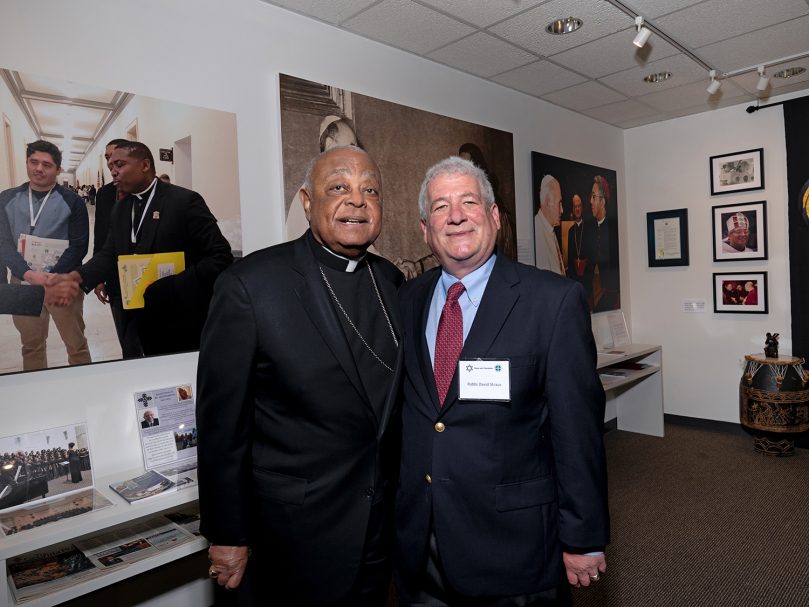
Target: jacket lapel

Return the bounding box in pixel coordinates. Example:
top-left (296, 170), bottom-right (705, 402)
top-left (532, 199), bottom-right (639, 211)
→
top-left (292, 235), bottom-right (369, 407)
top-left (370, 256), bottom-right (405, 434)
top-left (411, 271), bottom-right (442, 413)
top-left (440, 255), bottom-right (520, 413)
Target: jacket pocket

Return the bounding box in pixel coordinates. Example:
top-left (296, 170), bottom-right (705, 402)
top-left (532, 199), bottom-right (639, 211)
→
top-left (495, 476), bottom-right (555, 512)
top-left (253, 467), bottom-right (308, 505)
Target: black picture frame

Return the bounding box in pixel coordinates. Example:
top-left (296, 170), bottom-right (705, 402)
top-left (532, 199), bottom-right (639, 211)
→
top-left (646, 209), bottom-right (689, 267)
top-left (709, 148), bottom-right (764, 195)
top-left (712, 200), bottom-right (767, 262)
top-left (713, 271), bottom-right (768, 314)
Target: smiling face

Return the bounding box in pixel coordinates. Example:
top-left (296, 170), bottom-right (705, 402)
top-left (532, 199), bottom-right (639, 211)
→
top-left (26, 151), bottom-right (60, 191)
top-left (301, 148), bottom-right (382, 258)
top-left (421, 172), bottom-right (500, 279)
top-left (727, 227), bottom-right (749, 251)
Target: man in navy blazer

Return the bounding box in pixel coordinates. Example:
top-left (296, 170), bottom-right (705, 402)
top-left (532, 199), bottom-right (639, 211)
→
top-left (395, 156), bottom-right (609, 606)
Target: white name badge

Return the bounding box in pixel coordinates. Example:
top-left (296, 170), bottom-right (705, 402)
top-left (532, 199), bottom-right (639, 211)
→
top-left (458, 359), bottom-right (511, 401)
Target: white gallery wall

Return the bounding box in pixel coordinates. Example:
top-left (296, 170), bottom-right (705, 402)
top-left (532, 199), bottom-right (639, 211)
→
top-left (624, 98), bottom-right (796, 423)
top-left (75, 95), bottom-right (241, 229)
top-left (0, 0), bottom-right (626, 473)
top-left (2, 0), bottom-right (798, 447)
top-left (0, 75), bottom-right (36, 191)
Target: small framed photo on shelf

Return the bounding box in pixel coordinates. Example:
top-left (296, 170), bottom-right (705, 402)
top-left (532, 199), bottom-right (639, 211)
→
top-left (647, 208), bottom-right (689, 267)
top-left (709, 148), bottom-right (764, 195)
top-left (713, 271), bottom-right (768, 314)
top-left (712, 201), bottom-right (767, 262)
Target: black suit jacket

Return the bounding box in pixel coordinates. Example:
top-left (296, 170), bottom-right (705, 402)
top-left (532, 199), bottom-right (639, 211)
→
top-left (93, 182), bottom-right (117, 256)
top-left (395, 254), bottom-right (609, 597)
top-left (196, 232), bottom-right (404, 603)
top-left (78, 179), bottom-right (232, 354)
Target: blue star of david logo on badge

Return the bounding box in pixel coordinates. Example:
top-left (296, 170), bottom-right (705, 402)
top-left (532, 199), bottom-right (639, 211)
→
top-left (495, 365), bottom-right (502, 372)
top-left (137, 393), bottom-right (152, 407)
top-left (466, 364), bottom-right (473, 372)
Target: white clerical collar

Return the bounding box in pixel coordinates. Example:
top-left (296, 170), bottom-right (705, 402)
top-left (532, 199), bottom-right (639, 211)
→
top-left (320, 244), bottom-right (366, 272)
top-left (134, 177), bottom-right (158, 199)
top-left (596, 216), bottom-right (606, 227)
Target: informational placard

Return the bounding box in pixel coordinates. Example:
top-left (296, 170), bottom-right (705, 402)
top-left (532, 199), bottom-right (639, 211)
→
top-left (591, 310), bottom-right (631, 352)
top-left (134, 384), bottom-right (197, 471)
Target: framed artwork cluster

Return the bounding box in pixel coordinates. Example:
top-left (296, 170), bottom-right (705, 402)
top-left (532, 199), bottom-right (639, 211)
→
top-left (646, 147), bottom-right (770, 314)
top-left (708, 149), bottom-right (768, 314)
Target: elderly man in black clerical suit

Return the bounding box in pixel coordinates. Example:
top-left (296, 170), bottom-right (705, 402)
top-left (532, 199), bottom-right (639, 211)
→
top-left (63, 141), bottom-right (232, 356)
top-left (196, 145), bottom-right (403, 606)
top-left (394, 157), bottom-right (609, 607)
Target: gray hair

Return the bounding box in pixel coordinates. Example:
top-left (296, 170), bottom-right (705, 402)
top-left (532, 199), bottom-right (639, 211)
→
top-left (301, 144), bottom-right (379, 197)
top-left (417, 156), bottom-right (495, 220)
top-left (538, 174), bottom-right (558, 208)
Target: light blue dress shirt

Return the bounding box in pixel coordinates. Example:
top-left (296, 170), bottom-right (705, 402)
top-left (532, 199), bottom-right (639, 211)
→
top-left (425, 253), bottom-right (497, 368)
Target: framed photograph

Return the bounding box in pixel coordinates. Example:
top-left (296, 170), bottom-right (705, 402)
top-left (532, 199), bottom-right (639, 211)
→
top-left (709, 148), bottom-right (764, 195)
top-left (0, 423), bottom-right (94, 515)
top-left (712, 201), bottom-right (767, 262)
top-left (647, 209), bottom-right (689, 267)
top-left (713, 272), bottom-right (768, 314)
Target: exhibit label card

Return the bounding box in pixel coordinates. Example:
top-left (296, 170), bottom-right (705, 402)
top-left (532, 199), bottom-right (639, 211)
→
top-left (134, 384), bottom-right (197, 471)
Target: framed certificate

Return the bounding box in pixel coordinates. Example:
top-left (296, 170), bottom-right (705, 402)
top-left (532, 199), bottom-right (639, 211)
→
top-left (646, 209), bottom-right (689, 267)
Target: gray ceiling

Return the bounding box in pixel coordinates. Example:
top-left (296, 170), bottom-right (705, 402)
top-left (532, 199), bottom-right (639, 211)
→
top-left (260, 0), bottom-right (809, 128)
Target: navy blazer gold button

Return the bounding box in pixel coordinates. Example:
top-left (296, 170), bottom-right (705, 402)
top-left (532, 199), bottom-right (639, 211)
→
top-left (434, 422), bottom-right (445, 433)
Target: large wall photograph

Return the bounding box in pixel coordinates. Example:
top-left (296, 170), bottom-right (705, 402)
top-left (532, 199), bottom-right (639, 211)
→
top-left (531, 151), bottom-right (620, 312)
top-left (0, 68), bottom-right (241, 375)
top-left (280, 74), bottom-right (516, 276)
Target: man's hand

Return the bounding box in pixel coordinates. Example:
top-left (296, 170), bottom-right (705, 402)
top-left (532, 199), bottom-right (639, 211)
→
top-left (22, 270), bottom-right (50, 286)
top-left (43, 274), bottom-right (80, 307)
top-left (93, 283), bottom-right (109, 304)
top-left (208, 545), bottom-right (249, 590)
top-left (563, 552), bottom-right (606, 588)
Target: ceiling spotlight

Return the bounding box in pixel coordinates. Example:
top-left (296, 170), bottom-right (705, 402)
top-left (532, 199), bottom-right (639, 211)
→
top-left (773, 66), bottom-right (806, 79)
top-left (756, 66), bottom-right (769, 91)
top-left (633, 16), bottom-right (652, 48)
top-left (643, 72), bottom-right (671, 83)
top-left (546, 17), bottom-right (583, 35)
top-left (706, 70), bottom-right (722, 95)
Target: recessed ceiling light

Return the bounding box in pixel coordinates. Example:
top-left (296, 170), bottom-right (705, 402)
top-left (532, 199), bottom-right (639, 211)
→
top-left (546, 17), bottom-right (583, 35)
top-left (643, 72), bottom-right (672, 83)
top-left (773, 66), bottom-right (806, 79)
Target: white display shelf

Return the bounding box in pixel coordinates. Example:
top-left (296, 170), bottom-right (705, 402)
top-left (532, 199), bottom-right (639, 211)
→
top-left (597, 344), bottom-right (664, 437)
top-left (1, 469), bottom-right (205, 607)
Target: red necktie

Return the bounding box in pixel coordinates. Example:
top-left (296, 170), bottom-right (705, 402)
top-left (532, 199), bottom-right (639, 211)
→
top-left (434, 282), bottom-right (465, 406)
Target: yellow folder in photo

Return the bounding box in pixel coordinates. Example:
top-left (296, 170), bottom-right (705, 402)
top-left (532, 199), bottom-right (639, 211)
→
top-left (117, 252), bottom-right (185, 310)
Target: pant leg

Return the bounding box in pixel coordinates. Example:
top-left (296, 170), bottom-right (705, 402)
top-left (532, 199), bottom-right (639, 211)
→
top-left (396, 530), bottom-right (569, 607)
top-left (109, 293), bottom-right (144, 358)
top-left (49, 290), bottom-right (91, 365)
top-left (12, 306), bottom-right (50, 370)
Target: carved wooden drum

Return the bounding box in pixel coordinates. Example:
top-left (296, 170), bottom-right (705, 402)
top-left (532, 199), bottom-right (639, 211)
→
top-left (739, 354), bottom-right (809, 456)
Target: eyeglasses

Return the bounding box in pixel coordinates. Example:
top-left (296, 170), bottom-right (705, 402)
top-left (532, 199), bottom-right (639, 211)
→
top-left (590, 193), bottom-right (604, 200)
